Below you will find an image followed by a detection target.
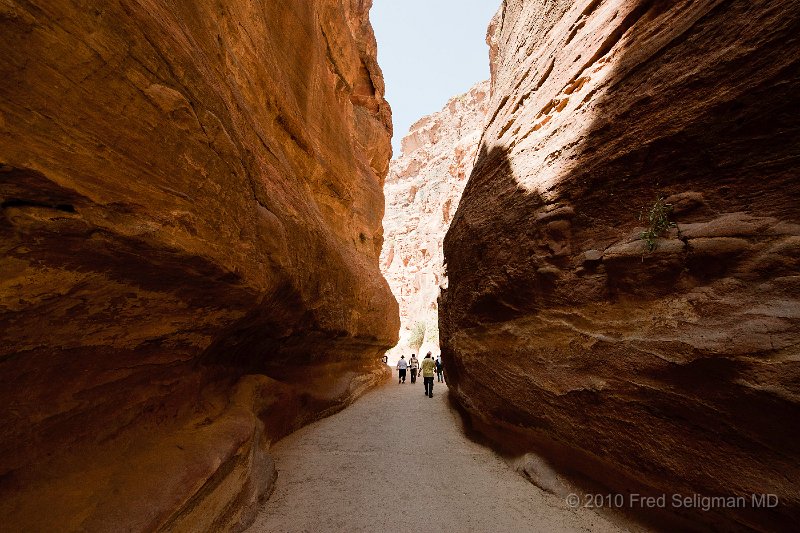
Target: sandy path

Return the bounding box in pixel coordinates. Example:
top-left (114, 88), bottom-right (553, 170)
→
top-left (247, 378), bottom-right (627, 533)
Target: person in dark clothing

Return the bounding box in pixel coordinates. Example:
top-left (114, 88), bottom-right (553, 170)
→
top-left (435, 357), bottom-right (444, 383)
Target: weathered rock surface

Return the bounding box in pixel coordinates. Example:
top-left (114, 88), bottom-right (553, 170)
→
top-left (381, 81), bottom-right (488, 359)
top-left (441, 0), bottom-right (800, 530)
top-left (0, 1), bottom-right (397, 530)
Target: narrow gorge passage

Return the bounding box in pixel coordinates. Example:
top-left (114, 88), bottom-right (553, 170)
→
top-left (1, 0), bottom-right (797, 530)
top-left (247, 382), bottom-right (624, 533)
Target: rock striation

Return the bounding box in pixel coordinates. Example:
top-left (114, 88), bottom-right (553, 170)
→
top-left (381, 81), bottom-right (488, 359)
top-left (0, 1), bottom-right (397, 530)
top-left (441, 0), bottom-right (800, 530)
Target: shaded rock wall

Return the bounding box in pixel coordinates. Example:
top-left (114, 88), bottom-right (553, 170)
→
top-left (381, 81), bottom-right (488, 359)
top-left (0, 1), bottom-right (397, 530)
top-left (441, 0), bottom-right (800, 530)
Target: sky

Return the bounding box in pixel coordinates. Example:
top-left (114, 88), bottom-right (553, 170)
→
top-left (371, 0), bottom-right (500, 156)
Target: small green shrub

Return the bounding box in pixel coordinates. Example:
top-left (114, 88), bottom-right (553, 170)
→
top-left (408, 321), bottom-right (426, 351)
top-left (639, 196), bottom-right (677, 252)
top-left (425, 320), bottom-right (439, 346)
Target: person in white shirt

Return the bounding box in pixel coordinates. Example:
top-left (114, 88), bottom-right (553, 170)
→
top-left (409, 354), bottom-right (420, 383)
top-left (396, 355), bottom-right (408, 384)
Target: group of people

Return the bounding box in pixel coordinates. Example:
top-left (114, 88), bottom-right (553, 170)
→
top-left (396, 352), bottom-right (444, 398)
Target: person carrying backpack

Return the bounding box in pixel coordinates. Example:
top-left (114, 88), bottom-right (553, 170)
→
top-left (409, 354), bottom-right (420, 383)
top-left (435, 357), bottom-right (444, 383)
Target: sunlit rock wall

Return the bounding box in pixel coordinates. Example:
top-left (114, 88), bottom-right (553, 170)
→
top-left (381, 81), bottom-right (488, 360)
top-left (441, 0), bottom-right (800, 529)
top-left (0, 1), bottom-right (397, 530)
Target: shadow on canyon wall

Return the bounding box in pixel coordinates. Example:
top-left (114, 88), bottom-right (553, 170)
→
top-left (440, 0), bottom-right (800, 530)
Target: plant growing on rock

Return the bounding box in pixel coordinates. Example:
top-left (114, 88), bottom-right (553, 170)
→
top-left (639, 196), bottom-right (678, 252)
top-left (408, 321), bottom-right (426, 352)
top-left (425, 319), bottom-right (440, 346)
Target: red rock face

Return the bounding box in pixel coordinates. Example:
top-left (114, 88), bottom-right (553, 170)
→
top-left (381, 81), bottom-right (488, 360)
top-left (441, 0), bottom-right (800, 529)
top-left (0, 1), bottom-right (397, 530)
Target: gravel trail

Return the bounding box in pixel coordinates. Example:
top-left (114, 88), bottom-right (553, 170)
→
top-left (247, 378), bottom-right (626, 532)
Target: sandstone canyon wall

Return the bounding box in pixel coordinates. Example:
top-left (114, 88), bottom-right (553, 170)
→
top-left (381, 81), bottom-right (488, 360)
top-left (0, 1), bottom-right (397, 531)
top-left (441, 0), bottom-right (800, 530)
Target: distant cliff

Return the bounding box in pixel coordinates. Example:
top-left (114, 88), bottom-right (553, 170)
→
top-left (381, 81), bottom-right (488, 358)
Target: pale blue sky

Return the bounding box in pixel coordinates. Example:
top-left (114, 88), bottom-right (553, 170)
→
top-left (371, 0), bottom-right (499, 156)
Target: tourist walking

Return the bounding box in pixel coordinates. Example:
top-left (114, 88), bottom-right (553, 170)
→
top-left (435, 357), bottom-right (444, 383)
top-left (421, 352), bottom-right (436, 397)
top-left (409, 353), bottom-right (419, 383)
top-left (397, 355), bottom-right (408, 384)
